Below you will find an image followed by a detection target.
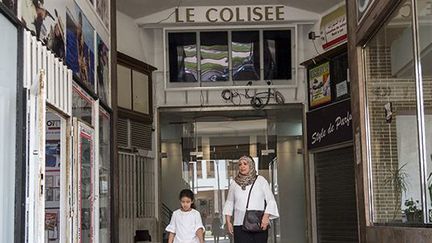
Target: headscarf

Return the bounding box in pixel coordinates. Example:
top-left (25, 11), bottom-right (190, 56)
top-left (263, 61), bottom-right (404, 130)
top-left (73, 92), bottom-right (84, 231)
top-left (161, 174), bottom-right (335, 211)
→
top-left (234, 155), bottom-right (258, 190)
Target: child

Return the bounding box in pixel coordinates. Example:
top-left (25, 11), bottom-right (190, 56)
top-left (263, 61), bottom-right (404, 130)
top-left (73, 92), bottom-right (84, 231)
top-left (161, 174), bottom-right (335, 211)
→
top-left (166, 189), bottom-right (205, 243)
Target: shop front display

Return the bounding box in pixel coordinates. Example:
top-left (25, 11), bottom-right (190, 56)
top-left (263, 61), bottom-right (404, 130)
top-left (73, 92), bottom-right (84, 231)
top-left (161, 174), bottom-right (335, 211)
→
top-left (348, 0), bottom-right (432, 241)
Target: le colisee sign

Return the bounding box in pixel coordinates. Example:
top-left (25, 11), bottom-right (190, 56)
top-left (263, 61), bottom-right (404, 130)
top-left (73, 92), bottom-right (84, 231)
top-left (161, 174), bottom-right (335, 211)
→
top-left (175, 6), bottom-right (286, 23)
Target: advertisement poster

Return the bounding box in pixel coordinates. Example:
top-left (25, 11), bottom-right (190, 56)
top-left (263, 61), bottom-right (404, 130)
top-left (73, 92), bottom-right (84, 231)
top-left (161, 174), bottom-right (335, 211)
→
top-left (21, 0), bottom-right (66, 59)
top-left (46, 114), bottom-right (61, 169)
top-left (97, 35), bottom-right (110, 105)
top-left (66, 3), bottom-right (95, 92)
top-left (96, 0), bottom-right (109, 29)
top-left (1, 0), bottom-right (17, 15)
top-left (45, 210), bottom-right (59, 239)
top-left (309, 62), bottom-right (331, 108)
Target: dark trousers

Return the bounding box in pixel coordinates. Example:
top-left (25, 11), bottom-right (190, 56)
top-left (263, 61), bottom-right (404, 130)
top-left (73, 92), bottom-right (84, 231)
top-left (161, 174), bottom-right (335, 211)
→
top-left (234, 226), bottom-right (268, 243)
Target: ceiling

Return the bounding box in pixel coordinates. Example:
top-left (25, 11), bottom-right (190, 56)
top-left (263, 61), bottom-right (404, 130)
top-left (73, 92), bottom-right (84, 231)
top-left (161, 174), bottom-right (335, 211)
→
top-left (117, 0), bottom-right (343, 19)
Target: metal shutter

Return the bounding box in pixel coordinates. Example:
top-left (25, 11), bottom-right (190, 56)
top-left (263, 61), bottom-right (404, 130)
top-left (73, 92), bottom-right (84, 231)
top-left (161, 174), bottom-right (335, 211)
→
top-left (117, 118), bottom-right (129, 148)
top-left (315, 146), bottom-right (358, 243)
top-left (130, 120), bottom-right (152, 150)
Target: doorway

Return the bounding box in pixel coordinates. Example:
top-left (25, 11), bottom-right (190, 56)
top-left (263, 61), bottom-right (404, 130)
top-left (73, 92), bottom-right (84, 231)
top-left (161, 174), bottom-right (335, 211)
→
top-left (44, 109), bottom-right (69, 243)
top-left (159, 106), bottom-right (306, 243)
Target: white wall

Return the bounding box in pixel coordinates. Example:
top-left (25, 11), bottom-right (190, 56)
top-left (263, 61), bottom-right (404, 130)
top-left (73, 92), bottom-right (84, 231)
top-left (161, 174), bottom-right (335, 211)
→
top-left (117, 10), bottom-right (148, 63)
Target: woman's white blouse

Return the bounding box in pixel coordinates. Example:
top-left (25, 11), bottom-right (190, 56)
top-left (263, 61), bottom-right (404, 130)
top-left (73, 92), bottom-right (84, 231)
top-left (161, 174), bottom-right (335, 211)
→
top-left (165, 209), bottom-right (205, 243)
top-left (223, 175), bottom-right (279, 226)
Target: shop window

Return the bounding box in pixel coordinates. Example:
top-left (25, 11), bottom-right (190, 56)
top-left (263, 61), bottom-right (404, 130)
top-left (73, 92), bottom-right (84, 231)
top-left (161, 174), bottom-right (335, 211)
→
top-left (263, 30), bottom-right (292, 80)
top-left (99, 108), bottom-right (111, 242)
top-left (200, 32), bottom-right (229, 82)
top-left (72, 84), bottom-right (94, 125)
top-left (364, 0), bottom-right (421, 224)
top-left (232, 31), bottom-right (260, 81)
top-left (417, 0), bottom-right (432, 223)
top-left (168, 32), bottom-right (198, 82)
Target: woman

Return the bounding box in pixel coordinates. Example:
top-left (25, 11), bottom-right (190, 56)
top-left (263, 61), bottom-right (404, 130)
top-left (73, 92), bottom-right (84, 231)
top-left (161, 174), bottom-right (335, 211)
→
top-left (223, 155), bottom-right (279, 243)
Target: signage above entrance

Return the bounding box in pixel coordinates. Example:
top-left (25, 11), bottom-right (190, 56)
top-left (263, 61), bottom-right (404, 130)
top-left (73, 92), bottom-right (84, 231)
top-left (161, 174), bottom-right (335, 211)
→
top-left (136, 5), bottom-right (320, 25)
top-left (175, 6), bottom-right (286, 23)
top-left (307, 99), bottom-right (353, 150)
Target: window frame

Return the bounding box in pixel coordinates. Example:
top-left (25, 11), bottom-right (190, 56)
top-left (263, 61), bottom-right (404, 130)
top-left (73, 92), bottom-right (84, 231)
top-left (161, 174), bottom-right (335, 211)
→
top-left (362, 0), bottom-right (432, 226)
top-left (163, 25), bottom-right (297, 91)
top-left (117, 52), bottom-right (156, 121)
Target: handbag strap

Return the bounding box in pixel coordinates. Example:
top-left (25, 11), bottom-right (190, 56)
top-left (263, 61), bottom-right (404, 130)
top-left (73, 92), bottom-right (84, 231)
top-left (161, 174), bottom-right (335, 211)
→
top-left (245, 176), bottom-right (258, 210)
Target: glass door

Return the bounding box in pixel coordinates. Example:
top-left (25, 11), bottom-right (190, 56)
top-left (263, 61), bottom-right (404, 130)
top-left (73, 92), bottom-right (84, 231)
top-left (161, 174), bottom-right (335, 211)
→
top-left (74, 119), bottom-right (95, 243)
top-left (45, 109), bottom-right (68, 243)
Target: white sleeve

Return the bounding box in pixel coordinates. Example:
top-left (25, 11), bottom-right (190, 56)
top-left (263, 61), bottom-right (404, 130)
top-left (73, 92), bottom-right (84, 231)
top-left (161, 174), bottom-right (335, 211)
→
top-left (165, 211), bottom-right (176, 233)
top-left (195, 211), bottom-right (205, 232)
top-left (223, 182), bottom-right (235, 216)
top-left (262, 178), bottom-right (279, 219)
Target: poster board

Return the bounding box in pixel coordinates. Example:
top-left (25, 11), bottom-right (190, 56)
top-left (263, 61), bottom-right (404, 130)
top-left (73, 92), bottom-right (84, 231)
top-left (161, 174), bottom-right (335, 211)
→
top-left (308, 62), bottom-right (331, 108)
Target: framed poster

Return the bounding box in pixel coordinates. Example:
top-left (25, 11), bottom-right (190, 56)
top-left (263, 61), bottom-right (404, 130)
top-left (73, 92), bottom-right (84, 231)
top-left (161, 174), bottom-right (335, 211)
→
top-left (66, 3), bottom-right (95, 92)
top-left (97, 35), bottom-right (110, 105)
top-left (96, 0), bottom-right (109, 29)
top-left (20, 0), bottom-right (66, 59)
top-left (308, 62), bottom-right (331, 108)
top-left (1, 0), bottom-right (17, 15)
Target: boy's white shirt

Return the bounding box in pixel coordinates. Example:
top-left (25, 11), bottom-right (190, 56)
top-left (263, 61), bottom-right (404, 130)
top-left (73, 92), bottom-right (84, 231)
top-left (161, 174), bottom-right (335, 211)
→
top-left (166, 208), bottom-right (205, 243)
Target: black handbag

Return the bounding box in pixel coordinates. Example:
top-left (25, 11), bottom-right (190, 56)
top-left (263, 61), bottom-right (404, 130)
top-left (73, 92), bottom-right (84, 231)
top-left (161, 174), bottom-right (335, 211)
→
top-left (242, 178), bottom-right (267, 232)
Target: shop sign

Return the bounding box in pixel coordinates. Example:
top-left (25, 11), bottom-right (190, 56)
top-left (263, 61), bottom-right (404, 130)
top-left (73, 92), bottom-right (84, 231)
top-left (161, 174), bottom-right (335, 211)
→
top-left (175, 6), bottom-right (286, 23)
top-left (309, 61), bottom-right (331, 108)
top-left (320, 5), bottom-right (347, 50)
top-left (307, 99), bottom-right (353, 150)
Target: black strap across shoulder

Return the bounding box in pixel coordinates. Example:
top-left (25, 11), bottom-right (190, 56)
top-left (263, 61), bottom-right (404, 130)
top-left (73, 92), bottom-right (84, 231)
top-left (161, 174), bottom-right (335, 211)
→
top-left (245, 176), bottom-right (258, 210)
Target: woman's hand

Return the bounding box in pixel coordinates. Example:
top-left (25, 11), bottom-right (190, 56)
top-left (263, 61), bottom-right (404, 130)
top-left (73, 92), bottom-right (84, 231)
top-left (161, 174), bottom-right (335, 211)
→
top-left (261, 214), bottom-right (270, 230)
top-left (226, 221), bottom-right (234, 235)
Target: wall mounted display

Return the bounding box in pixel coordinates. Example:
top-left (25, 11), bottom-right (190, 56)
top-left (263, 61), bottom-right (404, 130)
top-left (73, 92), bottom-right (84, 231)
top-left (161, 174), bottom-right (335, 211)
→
top-left (66, 3), bottom-right (95, 92)
top-left (97, 34), bottom-right (110, 105)
top-left (308, 62), bottom-right (331, 108)
top-left (96, 0), bottom-right (109, 29)
top-left (1, 0), bottom-right (16, 14)
top-left (200, 32), bottom-right (228, 82)
top-left (21, 0), bottom-right (66, 59)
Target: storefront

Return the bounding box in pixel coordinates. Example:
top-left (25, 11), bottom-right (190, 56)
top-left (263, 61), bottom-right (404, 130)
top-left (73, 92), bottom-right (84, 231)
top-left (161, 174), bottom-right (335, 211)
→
top-left (303, 45), bottom-right (359, 243)
top-left (300, 5), bottom-right (360, 242)
top-left (0, 0), bottom-right (116, 241)
top-left (348, 0), bottom-right (432, 241)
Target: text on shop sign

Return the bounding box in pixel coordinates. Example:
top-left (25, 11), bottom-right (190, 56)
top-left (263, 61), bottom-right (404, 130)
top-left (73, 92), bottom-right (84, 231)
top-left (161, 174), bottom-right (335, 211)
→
top-left (175, 6), bottom-right (286, 23)
top-left (307, 99), bottom-right (353, 150)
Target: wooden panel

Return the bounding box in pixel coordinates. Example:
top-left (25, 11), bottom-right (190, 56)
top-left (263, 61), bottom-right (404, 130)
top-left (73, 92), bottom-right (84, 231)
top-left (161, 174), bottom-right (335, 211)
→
top-left (117, 64), bottom-right (132, 109)
top-left (132, 70), bottom-right (149, 114)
